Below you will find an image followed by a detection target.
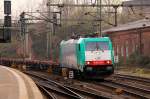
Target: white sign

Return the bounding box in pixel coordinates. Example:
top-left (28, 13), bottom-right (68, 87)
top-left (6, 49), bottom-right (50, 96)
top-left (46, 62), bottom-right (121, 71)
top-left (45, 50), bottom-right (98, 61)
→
top-left (114, 56), bottom-right (119, 63)
top-left (69, 71), bottom-right (74, 79)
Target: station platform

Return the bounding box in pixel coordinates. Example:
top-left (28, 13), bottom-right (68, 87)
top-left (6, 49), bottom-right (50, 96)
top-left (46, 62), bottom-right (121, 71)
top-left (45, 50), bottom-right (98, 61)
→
top-left (0, 65), bottom-right (44, 99)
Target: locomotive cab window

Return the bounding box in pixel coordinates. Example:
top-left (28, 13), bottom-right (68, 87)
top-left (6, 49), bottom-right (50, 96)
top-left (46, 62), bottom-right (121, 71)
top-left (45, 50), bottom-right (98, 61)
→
top-left (86, 42), bottom-right (109, 51)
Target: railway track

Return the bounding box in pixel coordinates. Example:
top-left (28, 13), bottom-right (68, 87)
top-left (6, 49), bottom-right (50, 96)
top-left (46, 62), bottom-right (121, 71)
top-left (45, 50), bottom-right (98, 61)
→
top-left (98, 80), bottom-right (150, 99)
top-left (25, 71), bottom-right (150, 99)
top-left (38, 85), bottom-right (57, 99)
top-left (89, 73), bottom-right (150, 99)
top-left (110, 73), bottom-right (150, 92)
top-left (26, 71), bottom-right (84, 99)
top-left (25, 71), bottom-right (110, 99)
top-left (112, 73), bottom-right (150, 84)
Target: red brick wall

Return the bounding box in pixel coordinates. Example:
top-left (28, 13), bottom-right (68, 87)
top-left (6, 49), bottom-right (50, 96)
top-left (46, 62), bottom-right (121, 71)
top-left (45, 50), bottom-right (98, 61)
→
top-left (142, 31), bottom-right (150, 57)
top-left (107, 27), bottom-right (150, 63)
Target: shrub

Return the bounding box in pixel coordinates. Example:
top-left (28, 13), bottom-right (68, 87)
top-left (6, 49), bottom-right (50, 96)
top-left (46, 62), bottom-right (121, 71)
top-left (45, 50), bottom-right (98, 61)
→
top-left (116, 56), bottom-right (125, 67)
top-left (136, 55), bottom-right (150, 66)
top-left (127, 52), bottom-right (150, 66)
top-left (126, 53), bottom-right (137, 65)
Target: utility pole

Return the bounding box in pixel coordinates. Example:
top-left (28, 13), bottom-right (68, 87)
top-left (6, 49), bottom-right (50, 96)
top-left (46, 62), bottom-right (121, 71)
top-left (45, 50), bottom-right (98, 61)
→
top-left (20, 12), bottom-right (29, 59)
top-left (20, 12), bottom-right (26, 58)
top-left (97, 0), bottom-right (102, 36)
top-left (46, 0), bottom-right (50, 59)
top-left (113, 6), bottom-right (118, 27)
top-left (25, 20), bottom-right (29, 59)
top-left (47, 2), bottom-right (150, 36)
top-left (53, 12), bottom-right (57, 35)
top-left (47, 0), bottom-right (53, 60)
top-left (19, 9), bottom-right (61, 60)
top-left (99, 0), bottom-right (102, 36)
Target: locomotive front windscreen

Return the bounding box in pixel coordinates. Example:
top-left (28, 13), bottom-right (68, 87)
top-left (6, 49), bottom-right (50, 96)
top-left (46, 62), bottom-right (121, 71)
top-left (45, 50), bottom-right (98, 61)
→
top-left (86, 42), bottom-right (109, 51)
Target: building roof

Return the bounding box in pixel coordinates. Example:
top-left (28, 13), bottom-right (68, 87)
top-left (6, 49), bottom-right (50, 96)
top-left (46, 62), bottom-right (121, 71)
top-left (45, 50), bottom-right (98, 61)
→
top-left (103, 19), bottom-right (150, 33)
top-left (123, 0), bottom-right (150, 5)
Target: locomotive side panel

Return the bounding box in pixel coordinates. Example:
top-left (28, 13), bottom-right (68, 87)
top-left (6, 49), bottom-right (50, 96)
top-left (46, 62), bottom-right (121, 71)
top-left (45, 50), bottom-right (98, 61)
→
top-left (60, 40), bottom-right (78, 70)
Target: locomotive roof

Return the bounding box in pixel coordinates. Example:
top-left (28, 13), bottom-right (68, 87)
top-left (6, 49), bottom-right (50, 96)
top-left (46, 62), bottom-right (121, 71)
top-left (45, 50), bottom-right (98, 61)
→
top-left (61, 37), bottom-right (110, 45)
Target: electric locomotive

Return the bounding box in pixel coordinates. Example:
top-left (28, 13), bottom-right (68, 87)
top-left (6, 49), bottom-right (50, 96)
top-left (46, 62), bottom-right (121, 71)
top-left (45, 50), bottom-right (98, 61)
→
top-left (60, 37), bottom-right (114, 79)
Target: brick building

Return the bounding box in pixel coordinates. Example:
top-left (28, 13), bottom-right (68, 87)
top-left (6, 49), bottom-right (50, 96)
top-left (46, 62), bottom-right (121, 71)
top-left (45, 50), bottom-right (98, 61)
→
top-left (103, 19), bottom-right (150, 62)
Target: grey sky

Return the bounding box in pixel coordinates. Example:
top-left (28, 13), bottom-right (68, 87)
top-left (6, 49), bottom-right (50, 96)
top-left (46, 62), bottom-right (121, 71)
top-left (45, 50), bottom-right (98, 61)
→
top-left (0, 0), bottom-right (43, 19)
top-left (0, 0), bottom-right (128, 19)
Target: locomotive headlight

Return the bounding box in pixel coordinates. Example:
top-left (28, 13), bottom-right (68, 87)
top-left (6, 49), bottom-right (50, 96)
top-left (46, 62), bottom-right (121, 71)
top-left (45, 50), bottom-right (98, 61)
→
top-left (86, 61), bottom-right (90, 65)
top-left (107, 61), bottom-right (110, 64)
top-left (106, 60), bottom-right (112, 64)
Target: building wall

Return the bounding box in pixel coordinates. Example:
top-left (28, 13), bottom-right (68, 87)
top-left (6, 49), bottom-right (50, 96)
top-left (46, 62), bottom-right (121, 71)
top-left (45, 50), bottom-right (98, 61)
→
top-left (107, 27), bottom-right (150, 62)
top-left (142, 30), bottom-right (150, 56)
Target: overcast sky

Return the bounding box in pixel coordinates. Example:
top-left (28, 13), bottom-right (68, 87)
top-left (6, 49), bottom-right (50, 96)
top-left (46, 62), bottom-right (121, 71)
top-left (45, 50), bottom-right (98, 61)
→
top-left (0, 0), bottom-right (128, 20)
top-left (0, 0), bottom-right (43, 19)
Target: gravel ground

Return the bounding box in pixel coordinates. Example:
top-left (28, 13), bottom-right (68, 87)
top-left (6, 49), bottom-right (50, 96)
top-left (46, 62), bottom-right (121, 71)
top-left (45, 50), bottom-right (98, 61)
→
top-left (115, 66), bottom-right (150, 78)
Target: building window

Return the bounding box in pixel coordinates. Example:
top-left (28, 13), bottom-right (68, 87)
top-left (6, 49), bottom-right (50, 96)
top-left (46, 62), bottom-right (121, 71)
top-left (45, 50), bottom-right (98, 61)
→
top-left (116, 45), bottom-right (119, 56)
top-left (136, 44), bottom-right (138, 51)
top-left (115, 44), bottom-right (119, 56)
top-left (114, 47), bottom-right (116, 56)
top-left (126, 41), bottom-right (129, 57)
top-left (132, 40), bottom-right (135, 53)
top-left (121, 45), bottom-right (124, 57)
